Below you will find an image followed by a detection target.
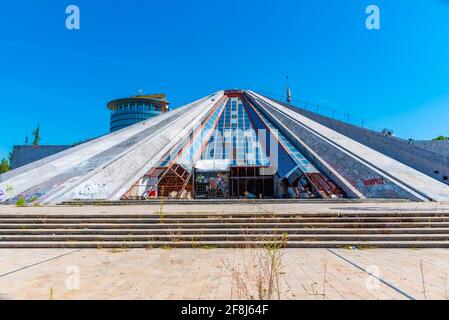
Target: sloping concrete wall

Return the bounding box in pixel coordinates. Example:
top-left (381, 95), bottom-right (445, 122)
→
top-left (245, 93), bottom-right (365, 199)
top-left (47, 93), bottom-right (224, 204)
top-left (0, 96), bottom-right (200, 185)
top-left (271, 99), bottom-right (449, 185)
top-left (414, 140), bottom-right (449, 158)
top-left (249, 91), bottom-right (449, 202)
top-left (0, 93), bottom-right (222, 204)
top-left (2, 89), bottom-right (447, 204)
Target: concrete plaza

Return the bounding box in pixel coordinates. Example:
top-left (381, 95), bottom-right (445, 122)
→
top-left (1, 247), bottom-right (449, 300)
top-left (1, 201), bottom-right (449, 300)
top-left (0, 200), bottom-right (448, 216)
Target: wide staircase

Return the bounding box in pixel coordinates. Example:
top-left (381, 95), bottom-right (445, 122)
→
top-left (1, 212), bottom-right (449, 248)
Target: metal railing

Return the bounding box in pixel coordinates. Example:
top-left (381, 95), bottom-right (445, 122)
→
top-left (256, 90), bottom-right (382, 133)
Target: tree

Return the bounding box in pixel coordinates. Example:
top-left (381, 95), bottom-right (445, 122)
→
top-left (434, 136), bottom-right (449, 141)
top-left (0, 158), bottom-right (10, 174)
top-left (32, 125), bottom-right (41, 146)
top-left (8, 152), bottom-right (13, 170)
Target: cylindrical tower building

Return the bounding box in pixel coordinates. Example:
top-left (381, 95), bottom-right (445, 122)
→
top-left (107, 93), bottom-right (170, 132)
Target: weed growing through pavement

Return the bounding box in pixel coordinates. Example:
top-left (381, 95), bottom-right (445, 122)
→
top-left (223, 232), bottom-right (289, 300)
top-left (304, 282), bottom-right (322, 299)
top-left (158, 194), bottom-right (165, 221)
top-left (445, 273), bottom-right (448, 300)
top-left (49, 287), bottom-right (55, 300)
top-left (15, 197), bottom-right (26, 207)
top-left (323, 259), bottom-right (327, 300)
top-left (169, 226), bottom-right (183, 243)
top-left (109, 249), bottom-right (129, 254)
top-left (420, 260), bottom-right (427, 300)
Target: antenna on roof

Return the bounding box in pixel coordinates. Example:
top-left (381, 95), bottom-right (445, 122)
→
top-left (24, 134), bottom-right (29, 145)
top-left (286, 75), bottom-right (292, 104)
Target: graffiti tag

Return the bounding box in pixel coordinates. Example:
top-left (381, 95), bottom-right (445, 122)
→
top-left (0, 185), bottom-right (15, 202)
top-left (363, 178), bottom-right (385, 187)
top-left (75, 183), bottom-right (108, 199)
top-left (6, 185), bottom-right (14, 195)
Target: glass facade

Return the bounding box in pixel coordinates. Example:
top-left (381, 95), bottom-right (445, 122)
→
top-left (157, 96), bottom-right (314, 175)
top-left (245, 100), bottom-right (319, 174)
top-left (121, 91), bottom-right (346, 200)
top-left (158, 97), bottom-right (271, 169)
top-left (110, 102), bottom-right (164, 132)
top-left (201, 98), bottom-right (270, 167)
top-left (175, 99), bottom-right (227, 169)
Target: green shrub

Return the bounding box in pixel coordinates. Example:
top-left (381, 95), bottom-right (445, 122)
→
top-left (29, 196), bottom-right (39, 202)
top-left (16, 197), bottom-right (27, 207)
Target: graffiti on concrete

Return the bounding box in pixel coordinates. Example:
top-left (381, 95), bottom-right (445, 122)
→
top-left (75, 183), bottom-right (108, 199)
top-left (363, 178), bottom-right (386, 187)
top-left (26, 193), bottom-right (45, 202)
top-left (6, 185), bottom-right (14, 196)
top-left (0, 185), bottom-right (15, 202)
top-left (196, 173), bottom-right (229, 198)
top-left (208, 173), bottom-right (229, 196)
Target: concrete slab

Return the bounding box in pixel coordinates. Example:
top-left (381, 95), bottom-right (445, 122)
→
top-left (0, 92), bottom-right (223, 205)
top-left (249, 91), bottom-right (449, 202)
top-left (1, 248), bottom-right (448, 300)
top-left (1, 201), bottom-right (449, 216)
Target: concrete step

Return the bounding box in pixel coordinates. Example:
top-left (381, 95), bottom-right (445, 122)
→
top-left (1, 241), bottom-right (449, 249)
top-left (2, 222), bottom-right (448, 229)
top-left (1, 228), bottom-right (449, 235)
top-left (1, 212), bottom-right (449, 219)
top-left (1, 217), bottom-right (449, 224)
top-left (2, 212), bottom-right (449, 248)
top-left (59, 198), bottom-right (412, 206)
top-left (2, 234), bottom-right (449, 242)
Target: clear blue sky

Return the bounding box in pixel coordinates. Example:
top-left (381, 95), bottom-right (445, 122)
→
top-left (1, 0), bottom-right (449, 160)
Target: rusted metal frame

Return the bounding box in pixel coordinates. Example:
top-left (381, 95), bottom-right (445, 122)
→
top-left (146, 95), bottom-right (227, 198)
top-left (178, 97), bottom-right (230, 198)
top-left (149, 96), bottom-right (227, 197)
top-left (169, 164), bottom-right (188, 181)
top-left (122, 97), bottom-right (224, 199)
top-left (241, 93), bottom-right (330, 199)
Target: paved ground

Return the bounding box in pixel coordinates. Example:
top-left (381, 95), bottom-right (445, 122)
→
top-left (0, 201), bottom-right (449, 216)
top-left (1, 248), bottom-right (449, 300)
top-left (1, 202), bottom-right (449, 300)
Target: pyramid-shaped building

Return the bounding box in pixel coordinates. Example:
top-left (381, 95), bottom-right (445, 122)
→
top-left (2, 90), bottom-right (449, 205)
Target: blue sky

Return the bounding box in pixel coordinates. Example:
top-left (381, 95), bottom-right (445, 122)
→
top-left (1, 0), bottom-right (449, 160)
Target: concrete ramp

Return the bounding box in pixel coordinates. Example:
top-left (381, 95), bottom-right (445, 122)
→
top-left (0, 93), bottom-right (223, 205)
top-left (249, 91), bottom-right (449, 202)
